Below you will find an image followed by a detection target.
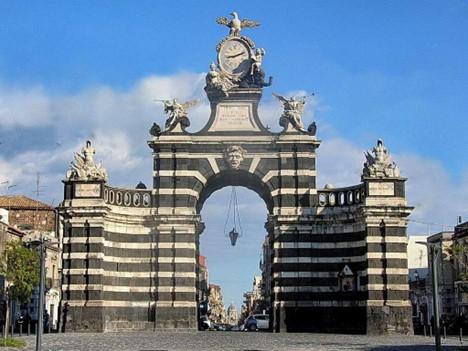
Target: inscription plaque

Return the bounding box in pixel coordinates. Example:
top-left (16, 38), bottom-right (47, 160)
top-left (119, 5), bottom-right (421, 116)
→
top-left (368, 182), bottom-right (394, 196)
top-left (210, 103), bottom-right (259, 131)
top-left (75, 183), bottom-right (102, 198)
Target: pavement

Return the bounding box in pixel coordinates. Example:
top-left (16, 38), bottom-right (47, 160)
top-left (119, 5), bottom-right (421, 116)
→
top-left (10, 332), bottom-right (467, 351)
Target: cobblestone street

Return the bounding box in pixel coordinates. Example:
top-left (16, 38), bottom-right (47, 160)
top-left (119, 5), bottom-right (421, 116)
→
top-left (12, 332), bottom-right (466, 351)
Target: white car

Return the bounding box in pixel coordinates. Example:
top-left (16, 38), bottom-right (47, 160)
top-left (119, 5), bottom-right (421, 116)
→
top-left (244, 314), bottom-right (269, 331)
top-left (253, 314), bottom-right (269, 330)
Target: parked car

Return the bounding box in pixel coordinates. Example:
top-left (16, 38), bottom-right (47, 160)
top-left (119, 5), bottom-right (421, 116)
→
top-left (212, 323), bottom-right (226, 331)
top-left (199, 315), bottom-right (211, 330)
top-left (222, 323), bottom-right (233, 331)
top-left (243, 314), bottom-right (269, 331)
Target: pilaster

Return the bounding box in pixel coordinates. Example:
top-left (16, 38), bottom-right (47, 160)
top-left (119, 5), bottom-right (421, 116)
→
top-left (361, 176), bottom-right (413, 334)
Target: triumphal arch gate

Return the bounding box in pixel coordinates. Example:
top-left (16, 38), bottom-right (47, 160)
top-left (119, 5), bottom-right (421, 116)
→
top-left (59, 14), bottom-right (413, 334)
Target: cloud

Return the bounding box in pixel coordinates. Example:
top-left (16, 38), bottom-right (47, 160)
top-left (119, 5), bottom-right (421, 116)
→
top-left (317, 137), bottom-right (364, 188)
top-left (0, 72), bottom-right (466, 237)
top-left (1, 71), bottom-right (466, 313)
top-left (0, 72), bottom-right (208, 200)
top-left (397, 154), bottom-right (468, 233)
top-left (317, 136), bottom-right (468, 234)
top-left (0, 86), bottom-right (52, 128)
top-left (0, 157), bottom-right (22, 187)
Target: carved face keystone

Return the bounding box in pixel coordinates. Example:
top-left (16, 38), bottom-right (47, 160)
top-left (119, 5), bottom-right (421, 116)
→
top-left (225, 146), bottom-right (245, 170)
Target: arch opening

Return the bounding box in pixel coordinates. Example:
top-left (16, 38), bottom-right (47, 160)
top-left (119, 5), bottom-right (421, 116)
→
top-left (198, 184), bottom-right (271, 330)
top-left (196, 170), bottom-right (274, 214)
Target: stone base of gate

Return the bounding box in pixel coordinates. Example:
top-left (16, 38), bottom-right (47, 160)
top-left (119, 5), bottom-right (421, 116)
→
top-left (63, 305), bottom-right (197, 332)
top-left (273, 305), bottom-right (367, 334)
top-left (154, 306), bottom-right (198, 331)
top-left (366, 305), bottom-right (413, 335)
top-left (273, 304), bottom-right (412, 334)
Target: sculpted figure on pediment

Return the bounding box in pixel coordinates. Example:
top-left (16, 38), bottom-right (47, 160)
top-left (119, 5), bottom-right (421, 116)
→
top-left (158, 98), bottom-right (198, 132)
top-left (205, 63), bottom-right (236, 97)
top-left (363, 139), bottom-right (400, 178)
top-left (274, 93), bottom-right (307, 132)
top-left (66, 140), bottom-right (108, 182)
top-left (216, 12), bottom-right (260, 37)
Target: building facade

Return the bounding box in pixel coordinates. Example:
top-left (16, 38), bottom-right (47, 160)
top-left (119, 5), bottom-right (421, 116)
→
top-left (407, 235), bottom-right (429, 331)
top-left (59, 14), bottom-right (413, 334)
top-left (197, 255), bottom-right (209, 303)
top-left (0, 211), bottom-right (24, 254)
top-left (452, 222), bottom-right (468, 318)
top-left (0, 196), bottom-right (56, 232)
top-left (208, 284), bottom-right (225, 324)
top-left (226, 303), bottom-right (238, 325)
top-left (0, 215), bottom-right (25, 329)
top-left (407, 235), bottom-right (429, 281)
top-left (242, 276), bottom-right (266, 317)
top-left (426, 232), bottom-right (456, 319)
top-left (0, 196), bottom-right (61, 329)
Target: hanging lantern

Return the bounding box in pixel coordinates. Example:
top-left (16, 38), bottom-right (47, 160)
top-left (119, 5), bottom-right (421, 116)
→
top-left (224, 187), bottom-right (243, 247)
top-left (229, 228), bottom-right (239, 246)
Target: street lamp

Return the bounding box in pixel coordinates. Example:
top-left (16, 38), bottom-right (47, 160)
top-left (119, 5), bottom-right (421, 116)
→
top-left (35, 236), bottom-right (47, 351)
top-left (417, 241), bottom-right (442, 351)
top-left (27, 234), bottom-right (57, 351)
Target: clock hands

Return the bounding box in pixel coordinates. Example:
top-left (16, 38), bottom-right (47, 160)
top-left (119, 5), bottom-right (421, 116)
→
top-left (226, 52), bottom-right (245, 59)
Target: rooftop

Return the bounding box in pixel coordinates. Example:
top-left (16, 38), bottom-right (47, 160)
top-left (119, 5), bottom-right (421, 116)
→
top-left (0, 195), bottom-right (53, 210)
top-left (455, 221), bottom-right (468, 238)
top-left (427, 231), bottom-right (454, 243)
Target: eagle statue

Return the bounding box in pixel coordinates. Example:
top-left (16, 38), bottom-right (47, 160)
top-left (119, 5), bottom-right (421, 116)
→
top-left (307, 122), bottom-right (317, 136)
top-left (216, 12), bottom-right (260, 37)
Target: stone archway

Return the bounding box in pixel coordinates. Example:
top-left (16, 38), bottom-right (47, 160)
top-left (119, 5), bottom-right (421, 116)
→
top-left (196, 170), bottom-right (274, 215)
top-left (59, 14), bottom-right (413, 334)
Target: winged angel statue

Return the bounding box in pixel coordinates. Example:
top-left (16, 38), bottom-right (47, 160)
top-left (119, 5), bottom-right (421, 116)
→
top-left (158, 99), bottom-right (198, 132)
top-left (216, 12), bottom-right (260, 37)
top-left (66, 140), bottom-right (108, 181)
top-left (273, 93), bottom-right (308, 132)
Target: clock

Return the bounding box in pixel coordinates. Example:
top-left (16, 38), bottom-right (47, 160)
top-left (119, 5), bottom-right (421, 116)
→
top-left (218, 38), bottom-right (252, 78)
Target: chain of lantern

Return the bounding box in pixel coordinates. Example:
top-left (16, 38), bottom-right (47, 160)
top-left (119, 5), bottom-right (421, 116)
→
top-left (223, 186), bottom-right (243, 246)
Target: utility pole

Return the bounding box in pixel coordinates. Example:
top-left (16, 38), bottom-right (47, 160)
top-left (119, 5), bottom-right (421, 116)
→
top-left (417, 241), bottom-right (442, 351)
top-left (35, 173), bottom-right (41, 198)
top-left (35, 236), bottom-right (46, 351)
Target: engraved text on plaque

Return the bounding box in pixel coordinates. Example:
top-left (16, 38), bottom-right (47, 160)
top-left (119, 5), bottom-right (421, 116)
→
top-left (75, 183), bottom-right (102, 198)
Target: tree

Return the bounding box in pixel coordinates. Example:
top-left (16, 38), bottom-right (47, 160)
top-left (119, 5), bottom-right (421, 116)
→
top-left (0, 241), bottom-right (39, 338)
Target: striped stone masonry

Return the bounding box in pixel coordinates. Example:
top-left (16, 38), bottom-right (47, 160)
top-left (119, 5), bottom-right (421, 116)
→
top-left (59, 87), bottom-right (413, 334)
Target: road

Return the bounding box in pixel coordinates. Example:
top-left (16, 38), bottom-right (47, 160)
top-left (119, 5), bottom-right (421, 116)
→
top-left (14, 331), bottom-right (466, 351)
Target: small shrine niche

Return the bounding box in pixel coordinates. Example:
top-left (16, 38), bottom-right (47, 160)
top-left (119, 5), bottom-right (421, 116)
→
top-left (338, 265), bottom-right (356, 292)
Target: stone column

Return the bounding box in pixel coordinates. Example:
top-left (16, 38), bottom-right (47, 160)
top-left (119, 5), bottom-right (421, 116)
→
top-left (269, 213), bottom-right (313, 333)
top-left (152, 214), bottom-right (201, 331)
top-left (362, 177), bottom-right (413, 334)
top-left (60, 180), bottom-right (108, 331)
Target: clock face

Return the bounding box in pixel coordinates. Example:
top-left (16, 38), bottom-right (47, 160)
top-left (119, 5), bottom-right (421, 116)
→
top-left (218, 39), bottom-right (251, 77)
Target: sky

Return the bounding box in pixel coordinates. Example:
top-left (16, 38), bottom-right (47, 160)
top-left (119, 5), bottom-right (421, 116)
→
top-left (1, 1), bottom-right (468, 310)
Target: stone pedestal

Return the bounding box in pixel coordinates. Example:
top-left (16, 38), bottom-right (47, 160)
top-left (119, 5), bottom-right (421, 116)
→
top-left (367, 305), bottom-right (413, 335)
